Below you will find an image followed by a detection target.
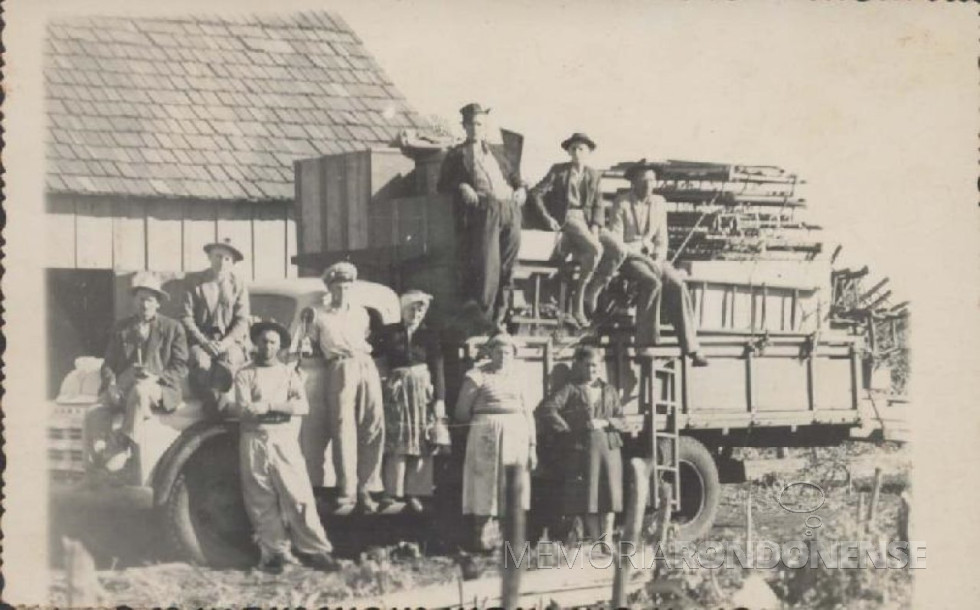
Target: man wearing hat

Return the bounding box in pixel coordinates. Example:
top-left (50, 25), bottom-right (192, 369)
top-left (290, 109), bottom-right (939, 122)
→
top-left (230, 320), bottom-right (337, 574)
top-left (304, 261), bottom-right (385, 513)
top-left (96, 272), bottom-right (189, 471)
top-left (181, 237), bottom-right (251, 410)
top-left (530, 132), bottom-right (614, 326)
top-left (604, 162), bottom-right (708, 366)
top-left (437, 102), bottom-right (528, 329)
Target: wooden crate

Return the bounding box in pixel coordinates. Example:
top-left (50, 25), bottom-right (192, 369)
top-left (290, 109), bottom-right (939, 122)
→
top-left (294, 148), bottom-right (416, 274)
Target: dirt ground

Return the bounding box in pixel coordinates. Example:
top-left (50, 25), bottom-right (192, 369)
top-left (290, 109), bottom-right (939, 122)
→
top-left (49, 442), bottom-right (913, 608)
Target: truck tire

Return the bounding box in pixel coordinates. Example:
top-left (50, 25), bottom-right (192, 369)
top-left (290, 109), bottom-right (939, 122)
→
top-left (162, 433), bottom-right (257, 568)
top-left (649, 436), bottom-right (721, 541)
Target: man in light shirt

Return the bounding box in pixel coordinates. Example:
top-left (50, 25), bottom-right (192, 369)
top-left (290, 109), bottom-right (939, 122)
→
top-left (603, 162), bottom-right (708, 367)
top-left (437, 102), bottom-right (528, 329)
top-left (181, 237), bottom-right (250, 411)
top-left (305, 262), bottom-right (385, 513)
top-left (230, 321), bottom-right (337, 574)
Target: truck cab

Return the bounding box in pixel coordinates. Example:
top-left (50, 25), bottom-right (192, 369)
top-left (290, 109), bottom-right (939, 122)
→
top-left (49, 277), bottom-right (401, 567)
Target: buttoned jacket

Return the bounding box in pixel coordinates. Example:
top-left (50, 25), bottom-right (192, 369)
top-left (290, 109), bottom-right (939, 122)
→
top-left (437, 140), bottom-right (522, 213)
top-left (607, 192), bottom-right (670, 262)
top-left (530, 163), bottom-right (605, 228)
top-left (101, 314), bottom-right (189, 410)
top-left (181, 269), bottom-right (250, 347)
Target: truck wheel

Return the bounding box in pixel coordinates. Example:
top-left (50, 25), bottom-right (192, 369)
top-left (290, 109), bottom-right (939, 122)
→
top-left (163, 434), bottom-right (257, 568)
top-left (649, 436), bottom-right (721, 541)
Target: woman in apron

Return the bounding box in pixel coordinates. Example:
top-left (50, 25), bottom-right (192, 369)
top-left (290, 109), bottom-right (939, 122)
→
top-left (455, 333), bottom-right (537, 551)
top-left (376, 290), bottom-right (447, 512)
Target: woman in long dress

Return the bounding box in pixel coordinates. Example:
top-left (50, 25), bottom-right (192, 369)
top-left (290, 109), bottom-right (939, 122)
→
top-left (375, 290), bottom-right (446, 512)
top-left (455, 333), bottom-right (537, 551)
top-left (537, 345), bottom-right (624, 544)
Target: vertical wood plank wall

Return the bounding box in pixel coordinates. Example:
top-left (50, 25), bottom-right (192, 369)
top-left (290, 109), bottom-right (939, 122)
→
top-left (294, 148), bottom-right (415, 268)
top-left (46, 194), bottom-right (297, 280)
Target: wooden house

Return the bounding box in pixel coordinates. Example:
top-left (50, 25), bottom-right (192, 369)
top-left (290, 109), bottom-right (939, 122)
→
top-left (45, 10), bottom-right (425, 279)
top-left (44, 11), bottom-right (426, 393)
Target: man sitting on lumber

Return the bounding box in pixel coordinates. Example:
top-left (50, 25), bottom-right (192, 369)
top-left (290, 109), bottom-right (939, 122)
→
top-left (530, 132), bottom-right (619, 328)
top-left (600, 160), bottom-right (708, 366)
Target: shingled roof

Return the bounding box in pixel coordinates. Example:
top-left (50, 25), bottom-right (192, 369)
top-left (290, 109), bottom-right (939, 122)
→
top-left (45, 11), bottom-right (426, 201)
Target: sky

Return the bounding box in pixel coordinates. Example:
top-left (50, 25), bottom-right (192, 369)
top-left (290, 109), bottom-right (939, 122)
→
top-left (4, 1), bottom-right (979, 604)
top-left (328, 0), bottom-right (975, 303)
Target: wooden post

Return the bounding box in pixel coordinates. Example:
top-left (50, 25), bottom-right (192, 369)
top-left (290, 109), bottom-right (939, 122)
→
top-left (857, 492), bottom-right (866, 525)
top-left (745, 486), bottom-right (753, 556)
top-left (867, 468), bottom-right (883, 529)
top-left (613, 458), bottom-right (650, 608)
top-left (897, 491), bottom-right (911, 544)
top-left (502, 465), bottom-right (526, 609)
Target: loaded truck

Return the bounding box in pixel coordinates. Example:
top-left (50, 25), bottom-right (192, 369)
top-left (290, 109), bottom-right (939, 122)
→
top-left (48, 147), bottom-right (908, 567)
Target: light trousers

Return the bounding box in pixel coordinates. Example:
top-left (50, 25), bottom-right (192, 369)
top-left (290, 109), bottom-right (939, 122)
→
top-left (323, 355), bottom-right (384, 501)
top-left (240, 428), bottom-right (333, 559)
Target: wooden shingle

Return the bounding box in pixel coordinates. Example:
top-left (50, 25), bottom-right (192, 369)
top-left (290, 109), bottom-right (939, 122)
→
top-left (46, 11), bottom-right (425, 201)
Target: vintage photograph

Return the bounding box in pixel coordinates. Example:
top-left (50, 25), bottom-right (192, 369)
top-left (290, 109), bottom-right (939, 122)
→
top-left (4, 0), bottom-right (978, 608)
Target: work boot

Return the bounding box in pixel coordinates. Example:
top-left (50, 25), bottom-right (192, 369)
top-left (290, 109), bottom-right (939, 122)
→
top-left (102, 434), bottom-right (132, 472)
top-left (305, 551), bottom-right (339, 572)
top-left (358, 491), bottom-right (379, 514)
top-left (406, 497), bottom-right (424, 514)
top-left (334, 495), bottom-right (357, 514)
top-left (258, 552), bottom-right (287, 575)
top-left (378, 495), bottom-right (400, 512)
top-left (690, 351), bottom-right (709, 367)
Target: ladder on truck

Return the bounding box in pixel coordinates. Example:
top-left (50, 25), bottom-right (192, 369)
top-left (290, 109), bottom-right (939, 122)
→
top-left (639, 355), bottom-right (681, 512)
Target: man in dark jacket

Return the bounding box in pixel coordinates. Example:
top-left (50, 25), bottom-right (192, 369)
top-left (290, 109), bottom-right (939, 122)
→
top-left (530, 132), bottom-right (617, 326)
top-left (98, 272), bottom-right (189, 471)
top-left (437, 102), bottom-right (528, 329)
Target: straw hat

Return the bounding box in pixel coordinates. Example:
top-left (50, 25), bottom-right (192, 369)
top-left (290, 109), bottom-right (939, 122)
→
top-left (203, 237), bottom-right (244, 263)
top-left (130, 271), bottom-right (169, 302)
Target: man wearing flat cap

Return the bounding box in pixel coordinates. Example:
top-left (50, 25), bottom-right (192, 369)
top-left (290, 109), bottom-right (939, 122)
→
top-left (95, 272), bottom-right (189, 471)
top-left (530, 132), bottom-right (616, 327)
top-left (437, 102), bottom-right (528, 329)
top-left (303, 262), bottom-right (385, 513)
top-left (604, 162), bottom-right (708, 366)
top-left (181, 237), bottom-right (251, 411)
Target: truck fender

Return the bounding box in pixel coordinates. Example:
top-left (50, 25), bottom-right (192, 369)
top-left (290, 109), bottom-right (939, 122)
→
top-left (151, 419), bottom-right (238, 508)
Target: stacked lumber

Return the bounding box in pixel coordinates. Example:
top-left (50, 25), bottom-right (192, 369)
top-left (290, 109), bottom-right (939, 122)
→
top-left (603, 160), bottom-right (823, 262)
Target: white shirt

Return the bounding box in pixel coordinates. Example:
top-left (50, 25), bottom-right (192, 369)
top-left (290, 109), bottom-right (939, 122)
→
top-left (309, 301), bottom-right (373, 358)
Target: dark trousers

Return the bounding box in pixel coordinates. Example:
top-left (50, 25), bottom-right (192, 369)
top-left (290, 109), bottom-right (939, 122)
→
top-left (460, 198), bottom-right (522, 324)
top-left (618, 252), bottom-right (701, 353)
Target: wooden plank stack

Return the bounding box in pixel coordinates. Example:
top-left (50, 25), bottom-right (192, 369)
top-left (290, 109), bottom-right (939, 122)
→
top-left (603, 160), bottom-right (823, 262)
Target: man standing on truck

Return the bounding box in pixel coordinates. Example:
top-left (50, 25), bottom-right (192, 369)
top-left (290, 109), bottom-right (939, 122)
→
top-left (181, 238), bottom-right (251, 412)
top-left (306, 262), bottom-right (385, 514)
top-left (530, 132), bottom-right (620, 327)
top-left (603, 161), bottom-right (709, 367)
top-left (230, 320), bottom-right (338, 574)
top-left (437, 102), bottom-right (528, 330)
top-left (96, 272), bottom-right (189, 471)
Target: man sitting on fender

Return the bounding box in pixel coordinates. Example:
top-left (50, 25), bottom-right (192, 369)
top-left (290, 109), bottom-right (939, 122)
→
top-left (96, 272), bottom-right (189, 471)
top-left (602, 161), bottom-right (709, 367)
top-left (437, 102), bottom-right (528, 330)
